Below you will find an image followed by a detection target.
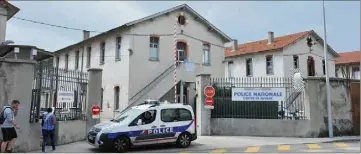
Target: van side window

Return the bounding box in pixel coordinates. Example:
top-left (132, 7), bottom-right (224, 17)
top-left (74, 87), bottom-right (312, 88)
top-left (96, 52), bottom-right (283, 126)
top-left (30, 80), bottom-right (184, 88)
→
top-left (129, 110), bottom-right (157, 126)
top-left (161, 108), bottom-right (192, 122)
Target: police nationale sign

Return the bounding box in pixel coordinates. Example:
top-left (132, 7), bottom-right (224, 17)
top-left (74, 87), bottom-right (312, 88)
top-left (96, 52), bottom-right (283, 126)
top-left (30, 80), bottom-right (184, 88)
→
top-left (232, 88), bottom-right (286, 101)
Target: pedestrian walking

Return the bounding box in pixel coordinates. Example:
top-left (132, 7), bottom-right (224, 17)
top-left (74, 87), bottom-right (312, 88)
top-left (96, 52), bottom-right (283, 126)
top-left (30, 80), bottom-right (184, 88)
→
top-left (41, 107), bottom-right (56, 153)
top-left (0, 100), bottom-right (20, 153)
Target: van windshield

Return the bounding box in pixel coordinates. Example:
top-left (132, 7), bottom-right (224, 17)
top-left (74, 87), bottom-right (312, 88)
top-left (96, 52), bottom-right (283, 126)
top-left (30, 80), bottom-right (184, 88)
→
top-left (111, 108), bottom-right (142, 123)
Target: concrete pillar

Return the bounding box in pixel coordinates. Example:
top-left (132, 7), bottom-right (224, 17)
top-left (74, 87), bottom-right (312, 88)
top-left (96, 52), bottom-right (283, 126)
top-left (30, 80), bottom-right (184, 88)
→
top-left (86, 68), bottom-right (103, 133)
top-left (195, 74), bottom-right (212, 136)
top-left (0, 58), bottom-right (41, 152)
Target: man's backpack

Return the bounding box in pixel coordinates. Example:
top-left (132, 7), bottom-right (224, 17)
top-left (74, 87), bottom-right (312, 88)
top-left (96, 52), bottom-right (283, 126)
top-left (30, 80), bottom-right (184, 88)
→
top-left (0, 107), bottom-right (11, 125)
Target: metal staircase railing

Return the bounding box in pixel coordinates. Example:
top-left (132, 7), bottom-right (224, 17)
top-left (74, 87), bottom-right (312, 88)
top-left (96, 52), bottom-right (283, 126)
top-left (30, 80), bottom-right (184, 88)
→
top-left (125, 63), bottom-right (177, 110)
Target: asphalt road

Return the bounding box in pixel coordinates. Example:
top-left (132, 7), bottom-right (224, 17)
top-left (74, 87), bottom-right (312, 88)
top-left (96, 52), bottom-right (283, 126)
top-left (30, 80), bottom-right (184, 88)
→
top-left (38, 140), bottom-right (360, 153)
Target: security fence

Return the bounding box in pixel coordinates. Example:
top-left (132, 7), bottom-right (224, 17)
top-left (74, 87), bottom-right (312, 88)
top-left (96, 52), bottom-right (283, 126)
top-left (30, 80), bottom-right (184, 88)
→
top-left (210, 77), bottom-right (306, 120)
top-left (30, 59), bottom-right (88, 123)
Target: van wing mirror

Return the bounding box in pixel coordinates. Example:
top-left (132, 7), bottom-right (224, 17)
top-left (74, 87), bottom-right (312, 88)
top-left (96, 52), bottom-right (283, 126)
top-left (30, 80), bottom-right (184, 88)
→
top-left (137, 119), bottom-right (142, 125)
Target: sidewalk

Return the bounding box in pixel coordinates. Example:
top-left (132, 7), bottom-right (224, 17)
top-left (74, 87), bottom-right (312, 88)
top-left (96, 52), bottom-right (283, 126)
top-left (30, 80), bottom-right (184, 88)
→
top-left (193, 136), bottom-right (360, 149)
top-left (31, 136), bottom-right (360, 153)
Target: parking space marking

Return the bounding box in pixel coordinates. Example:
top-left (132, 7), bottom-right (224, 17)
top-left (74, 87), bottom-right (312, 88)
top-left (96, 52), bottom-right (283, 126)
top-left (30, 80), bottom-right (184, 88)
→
top-left (244, 146), bottom-right (260, 153)
top-left (210, 148), bottom-right (228, 153)
top-left (277, 144), bottom-right (290, 151)
top-left (334, 142), bottom-right (349, 148)
top-left (306, 143), bottom-right (321, 149)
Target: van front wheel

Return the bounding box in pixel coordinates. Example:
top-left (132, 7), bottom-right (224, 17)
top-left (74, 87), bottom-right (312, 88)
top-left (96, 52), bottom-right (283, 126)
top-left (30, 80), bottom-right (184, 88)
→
top-left (176, 132), bottom-right (191, 148)
top-left (113, 136), bottom-right (130, 153)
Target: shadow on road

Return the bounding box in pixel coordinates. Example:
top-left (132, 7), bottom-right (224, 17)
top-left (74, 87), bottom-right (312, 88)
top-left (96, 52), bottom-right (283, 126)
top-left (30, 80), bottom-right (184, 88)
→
top-left (89, 143), bottom-right (203, 153)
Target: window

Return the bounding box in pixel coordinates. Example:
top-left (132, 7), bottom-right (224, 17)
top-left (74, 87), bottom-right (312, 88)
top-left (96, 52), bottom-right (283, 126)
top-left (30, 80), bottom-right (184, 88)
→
top-left (266, 55), bottom-right (274, 75)
top-left (100, 88), bottom-right (104, 110)
top-left (65, 54), bottom-right (69, 70)
top-left (86, 47), bottom-right (91, 68)
top-left (75, 50), bottom-right (79, 70)
top-left (307, 56), bottom-right (315, 76)
top-left (227, 61), bottom-right (233, 77)
top-left (322, 59), bottom-right (326, 75)
top-left (114, 86), bottom-right (120, 110)
top-left (335, 68), bottom-right (339, 77)
top-left (202, 44), bottom-right (210, 64)
top-left (293, 55), bottom-right (299, 69)
top-left (129, 110), bottom-right (157, 126)
top-left (56, 56), bottom-right (60, 67)
top-left (149, 37), bottom-right (159, 60)
top-left (100, 42), bottom-right (105, 64)
top-left (115, 37), bottom-right (121, 60)
top-left (352, 67), bottom-right (360, 79)
top-left (161, 108), bottom-right (192, 122)
top-left (176, 42), bottom-right (187, 61)
top-left (246, 58), bottom-right (253, 76)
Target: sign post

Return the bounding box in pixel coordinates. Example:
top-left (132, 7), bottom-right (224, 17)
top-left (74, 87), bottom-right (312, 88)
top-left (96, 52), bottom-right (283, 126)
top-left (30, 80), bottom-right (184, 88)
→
top-left (91, 105), bottom-right (101, 119)
top-left (204, 86), bottom-right (215, 109)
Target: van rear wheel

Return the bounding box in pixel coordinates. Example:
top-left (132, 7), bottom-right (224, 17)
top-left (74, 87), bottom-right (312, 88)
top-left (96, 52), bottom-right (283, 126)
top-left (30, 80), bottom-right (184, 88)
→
top-left (176, 132), bottom-right (191, 148)
top-left (113, 136), bottom-right (130, 153)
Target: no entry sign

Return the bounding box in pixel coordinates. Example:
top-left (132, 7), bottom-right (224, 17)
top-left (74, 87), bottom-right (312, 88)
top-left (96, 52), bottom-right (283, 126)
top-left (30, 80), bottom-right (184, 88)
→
top-left (91, 105), bottom-right (101, 115)
top-left (205, 97), bottom-right (213, 106)
top-left (204, 86), bottom-right (215, 98)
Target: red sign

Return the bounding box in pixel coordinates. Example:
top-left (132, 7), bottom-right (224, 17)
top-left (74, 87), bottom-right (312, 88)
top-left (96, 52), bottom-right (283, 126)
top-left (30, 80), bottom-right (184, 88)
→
top-left (91, 105), bottom-right (101, 115)
top-left (205, 97), bottom-right (214, 106)
top-left (204, 86), bottom-right (215, 97)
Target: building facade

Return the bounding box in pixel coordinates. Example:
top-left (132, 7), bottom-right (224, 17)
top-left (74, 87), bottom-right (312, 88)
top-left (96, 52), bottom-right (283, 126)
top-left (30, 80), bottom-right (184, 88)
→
top-left (54, 4), bottom-right (232, 121)
top-left (335, 50), bottom-right (360, 79)
top-left (224, 30), bottom-right (339, 78)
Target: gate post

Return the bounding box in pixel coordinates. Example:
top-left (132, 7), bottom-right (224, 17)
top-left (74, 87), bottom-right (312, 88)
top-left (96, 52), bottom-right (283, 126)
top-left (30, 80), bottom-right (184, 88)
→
top-left (85, 68), bottom-right (103, 133)
top-left (196, 74), bottom-right (212, 136)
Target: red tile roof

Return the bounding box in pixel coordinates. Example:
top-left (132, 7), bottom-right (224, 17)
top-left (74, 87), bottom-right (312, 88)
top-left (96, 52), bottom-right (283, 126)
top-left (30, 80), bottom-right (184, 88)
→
top-left (225, 30), bottom-right (312, 57)
top-left (335, 50), bottom-right (360, 65)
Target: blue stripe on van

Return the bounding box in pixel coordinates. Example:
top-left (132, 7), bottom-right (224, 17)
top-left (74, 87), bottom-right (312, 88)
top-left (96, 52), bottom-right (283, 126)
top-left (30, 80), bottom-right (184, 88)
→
top-left (107, 120), bottom-right (193, 139)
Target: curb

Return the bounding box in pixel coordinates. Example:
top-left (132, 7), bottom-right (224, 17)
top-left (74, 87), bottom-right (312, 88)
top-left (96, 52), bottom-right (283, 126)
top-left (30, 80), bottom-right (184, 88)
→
top-left (322, 138), bottom-right (360, 143)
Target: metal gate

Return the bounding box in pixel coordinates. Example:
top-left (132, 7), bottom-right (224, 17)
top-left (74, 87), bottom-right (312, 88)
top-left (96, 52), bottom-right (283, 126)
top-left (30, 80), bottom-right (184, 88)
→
top-left (30, 58), bottom-right (88, 123)
top-left (209, 77), bottom-right (306, 120)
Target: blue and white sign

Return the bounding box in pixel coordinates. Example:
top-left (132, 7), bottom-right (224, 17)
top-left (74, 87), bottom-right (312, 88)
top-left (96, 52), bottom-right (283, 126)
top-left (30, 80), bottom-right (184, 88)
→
top-left (57, 91), bottom-right (74, 103)
top-left (184, 58), bottom-right (194, 72)
top-left (232, 88), bottom-right (286, 101)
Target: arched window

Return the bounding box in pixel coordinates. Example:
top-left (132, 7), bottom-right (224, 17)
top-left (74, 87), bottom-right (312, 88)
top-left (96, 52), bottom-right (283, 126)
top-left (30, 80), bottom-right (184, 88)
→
top-left (177, 42), bottom-right (187, 61)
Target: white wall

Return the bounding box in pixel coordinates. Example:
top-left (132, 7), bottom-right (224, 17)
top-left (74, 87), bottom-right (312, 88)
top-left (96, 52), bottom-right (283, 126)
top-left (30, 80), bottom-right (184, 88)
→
top-left (56, 33), bottom-right (131, 121)
top-left (0, 7), bottom-right (7, 43)
top-left (282, 34), bottom-right (336, 77)
top-left (128, 10), bottom-right (228, 98)
top-left (225, 50), bottom-right (284, 77)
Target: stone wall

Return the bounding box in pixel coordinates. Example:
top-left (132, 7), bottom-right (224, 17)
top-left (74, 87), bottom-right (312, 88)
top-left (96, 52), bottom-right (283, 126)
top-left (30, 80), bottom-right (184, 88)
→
top-left (305, 77), bottom-right (355, 137)
top-left (0, 58), bottom-right (41, 152)
top-left (55, 120), bottom-right (87, 145)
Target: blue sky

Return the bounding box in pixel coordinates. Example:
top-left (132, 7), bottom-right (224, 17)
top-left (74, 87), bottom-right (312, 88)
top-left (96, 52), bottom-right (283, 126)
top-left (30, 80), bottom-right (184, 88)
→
top-left (5, 1), bottom-right (360, 52)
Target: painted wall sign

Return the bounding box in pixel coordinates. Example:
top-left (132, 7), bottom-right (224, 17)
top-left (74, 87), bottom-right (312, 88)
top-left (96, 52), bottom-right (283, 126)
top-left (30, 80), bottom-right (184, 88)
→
top-left (57, 91), bottom-right (74, 103)
top-left (232, 88), bottom-right (286, 101)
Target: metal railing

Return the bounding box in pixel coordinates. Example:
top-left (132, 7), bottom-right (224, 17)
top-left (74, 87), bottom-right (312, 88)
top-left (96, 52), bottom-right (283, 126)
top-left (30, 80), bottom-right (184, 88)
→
top-left (126, 63), bottom-right (176, 110)
top-left (210, 77), bottom-right (306, 120)
top-left (30, 60), bottom-right (88, 123)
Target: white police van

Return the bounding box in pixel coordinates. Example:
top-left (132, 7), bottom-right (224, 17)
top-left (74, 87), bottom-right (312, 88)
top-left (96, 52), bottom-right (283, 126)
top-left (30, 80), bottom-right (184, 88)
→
top-left (87, 100), bottom-right (197, 152)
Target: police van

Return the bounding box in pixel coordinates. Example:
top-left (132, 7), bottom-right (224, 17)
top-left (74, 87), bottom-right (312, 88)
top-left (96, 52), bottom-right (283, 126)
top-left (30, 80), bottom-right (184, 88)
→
top-left (87, 100), bottom-right (197, 152)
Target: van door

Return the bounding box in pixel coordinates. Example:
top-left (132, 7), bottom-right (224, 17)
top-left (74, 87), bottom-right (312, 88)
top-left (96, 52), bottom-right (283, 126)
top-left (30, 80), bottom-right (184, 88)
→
top-left (129, 109), bottom-right (159, 146)
top-left (158, 108), bottom-right (193, 144)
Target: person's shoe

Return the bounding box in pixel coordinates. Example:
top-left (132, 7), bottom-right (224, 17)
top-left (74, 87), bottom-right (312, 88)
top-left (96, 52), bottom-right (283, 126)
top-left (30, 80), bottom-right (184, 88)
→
top-left (6, 149), bottom-right (12, 153)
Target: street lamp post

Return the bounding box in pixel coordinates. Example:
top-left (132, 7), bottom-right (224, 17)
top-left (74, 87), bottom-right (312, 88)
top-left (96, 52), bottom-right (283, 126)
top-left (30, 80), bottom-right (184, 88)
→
top-left (322, 0), bottom-right (333, 138)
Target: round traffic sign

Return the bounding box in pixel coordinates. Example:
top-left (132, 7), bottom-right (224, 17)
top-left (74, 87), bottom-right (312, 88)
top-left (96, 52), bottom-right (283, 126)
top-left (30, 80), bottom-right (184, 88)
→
top-left (204, 86), bottom-right (215, 97)
top-left (205, 97), bottom-right (214, 106)
top-left (91, 105), bottom-right (101, 115)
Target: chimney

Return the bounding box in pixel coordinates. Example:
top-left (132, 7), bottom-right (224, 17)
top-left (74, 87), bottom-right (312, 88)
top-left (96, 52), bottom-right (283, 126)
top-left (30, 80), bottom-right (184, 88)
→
top-left (83, 30), bottom-right (90, 40)
top-left (268, 31), bottom-right (274, 44)
top-left (232, 39), bottom-right (238, 51)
